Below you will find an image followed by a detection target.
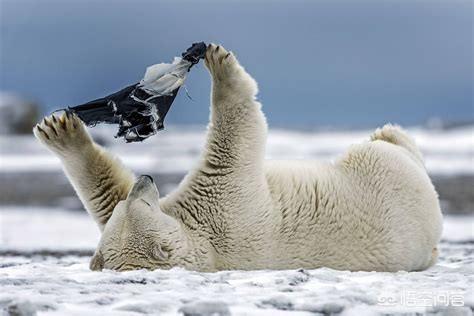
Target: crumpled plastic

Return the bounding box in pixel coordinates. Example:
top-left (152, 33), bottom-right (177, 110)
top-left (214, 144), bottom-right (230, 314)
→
top-left (67, 42), bottom-right (207, 142)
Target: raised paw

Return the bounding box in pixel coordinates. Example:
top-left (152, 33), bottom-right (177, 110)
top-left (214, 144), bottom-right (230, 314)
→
top-left (33, 112), bottom-right (93, 157)
top-left (204, 44), bottom-right (258, 97)
top-left (205, 44), bottom-right (244, 81)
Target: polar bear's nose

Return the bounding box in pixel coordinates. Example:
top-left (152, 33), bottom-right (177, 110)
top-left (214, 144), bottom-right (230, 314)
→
top-left (141, 174), bottom-right (154, 183)
top-left (128, 174), bottom-right (159, 202)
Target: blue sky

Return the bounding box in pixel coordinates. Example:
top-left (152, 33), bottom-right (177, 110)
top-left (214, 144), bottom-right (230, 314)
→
top-left (1, 0), bottom-right (472, 128)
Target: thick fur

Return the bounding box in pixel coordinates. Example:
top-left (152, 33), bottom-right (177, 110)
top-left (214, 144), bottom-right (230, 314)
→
top-left (34, 44), bottom-right (442, 272)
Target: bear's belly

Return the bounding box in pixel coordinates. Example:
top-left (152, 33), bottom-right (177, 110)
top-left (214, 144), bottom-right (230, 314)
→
top-left (256, 159), bottom-right (440, 272)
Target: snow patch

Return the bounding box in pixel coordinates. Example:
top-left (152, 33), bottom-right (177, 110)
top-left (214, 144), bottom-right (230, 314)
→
top-left (0, 208), bottom-right (472, 315)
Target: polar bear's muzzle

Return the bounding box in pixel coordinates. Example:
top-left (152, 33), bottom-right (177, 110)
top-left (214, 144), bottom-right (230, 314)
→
top-left (89, 175), bottom-right (167, 271)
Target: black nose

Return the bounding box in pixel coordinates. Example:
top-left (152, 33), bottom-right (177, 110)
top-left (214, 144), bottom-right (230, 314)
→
top-left (142, 174), bottom-right (154, 183)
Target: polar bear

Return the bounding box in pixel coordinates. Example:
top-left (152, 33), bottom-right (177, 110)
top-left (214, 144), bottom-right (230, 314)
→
top-left (34, 44), bottom-right (442, 272)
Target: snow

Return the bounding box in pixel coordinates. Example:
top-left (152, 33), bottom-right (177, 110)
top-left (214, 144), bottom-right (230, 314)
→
top-left (0, 245), bottom-right (472, 315)
top-left (0, 207), bottom-right (99, 251)
top-left (0, 208), bottom-right (473, 315)
top-left (0, 124), bottom-right (472, 315)
top-left (442, 216), bottom-right (474, 243)
top-left (0, 125), bottom-right (473, 175)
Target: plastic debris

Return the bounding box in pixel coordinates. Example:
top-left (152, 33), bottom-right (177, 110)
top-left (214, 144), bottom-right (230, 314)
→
top-left (67, 42), bottom-right (207, 142)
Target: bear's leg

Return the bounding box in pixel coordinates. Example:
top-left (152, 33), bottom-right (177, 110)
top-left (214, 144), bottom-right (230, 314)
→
top-left (160, 44), bottom-right (271, 227)
top-left (34, 112), bottom-right (135, 230)
top-left (203, 44), bottom-right (267, 172)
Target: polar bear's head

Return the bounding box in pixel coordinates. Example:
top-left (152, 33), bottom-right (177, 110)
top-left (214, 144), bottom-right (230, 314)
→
top-left (90, 175), bottom-right (179, 271)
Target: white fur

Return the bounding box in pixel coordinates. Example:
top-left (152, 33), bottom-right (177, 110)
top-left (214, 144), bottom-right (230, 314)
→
top-left (34, 44), bottom-right (442, 272)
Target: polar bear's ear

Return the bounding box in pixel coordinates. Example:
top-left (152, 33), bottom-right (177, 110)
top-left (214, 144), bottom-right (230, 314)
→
top-left (90, 251), bottom-right (104, 271)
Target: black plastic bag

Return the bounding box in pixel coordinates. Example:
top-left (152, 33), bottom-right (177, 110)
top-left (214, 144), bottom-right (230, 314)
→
top-left (67, 42), bottom-right (207, 142)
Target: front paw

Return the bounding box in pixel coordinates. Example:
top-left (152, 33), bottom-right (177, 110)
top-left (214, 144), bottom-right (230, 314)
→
top-left (33, 112), bottom-right (93, 157)
top-left (205, 44), bottom-right (238, 80)
top-left (205, 44), bottom-right (257, 96)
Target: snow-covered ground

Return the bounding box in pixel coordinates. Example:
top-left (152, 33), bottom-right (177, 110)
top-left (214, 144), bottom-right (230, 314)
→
top-left (0, 208), bottom-right (473, 315)
top-left (0, 125), bottom-right (473, 175)
top-left (1, 125), bottom-right (472, 315)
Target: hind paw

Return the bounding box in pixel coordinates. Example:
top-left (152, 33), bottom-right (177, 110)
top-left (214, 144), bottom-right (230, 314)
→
top-left (33, 112), bottom-right (93, 157)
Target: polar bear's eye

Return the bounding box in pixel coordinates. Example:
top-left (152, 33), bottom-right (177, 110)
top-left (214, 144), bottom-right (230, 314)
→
top-left (140, 199), bottom-right (151, 207)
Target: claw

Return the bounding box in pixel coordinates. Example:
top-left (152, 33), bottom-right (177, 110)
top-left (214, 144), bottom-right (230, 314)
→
top-left (216, 46), bottom-right (220, 53)
top-left (43, 118), bottom-right (51, 130)
top-left (70, 113), bottom-right (80, 128)
top-left (36, 125), bottom-right (50, 140)
top-left (60, 115), bottom-right (67, 129)
top-left (44, 118), bottom-right (58, 136)
top-left (52, 115), bottom-right (57, 123)
top-left (51, 126), bottom-right (58, 136)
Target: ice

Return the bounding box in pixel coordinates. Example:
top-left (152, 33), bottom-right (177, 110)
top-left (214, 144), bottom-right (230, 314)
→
top-left (0, 208), bottom-right (472, 315)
